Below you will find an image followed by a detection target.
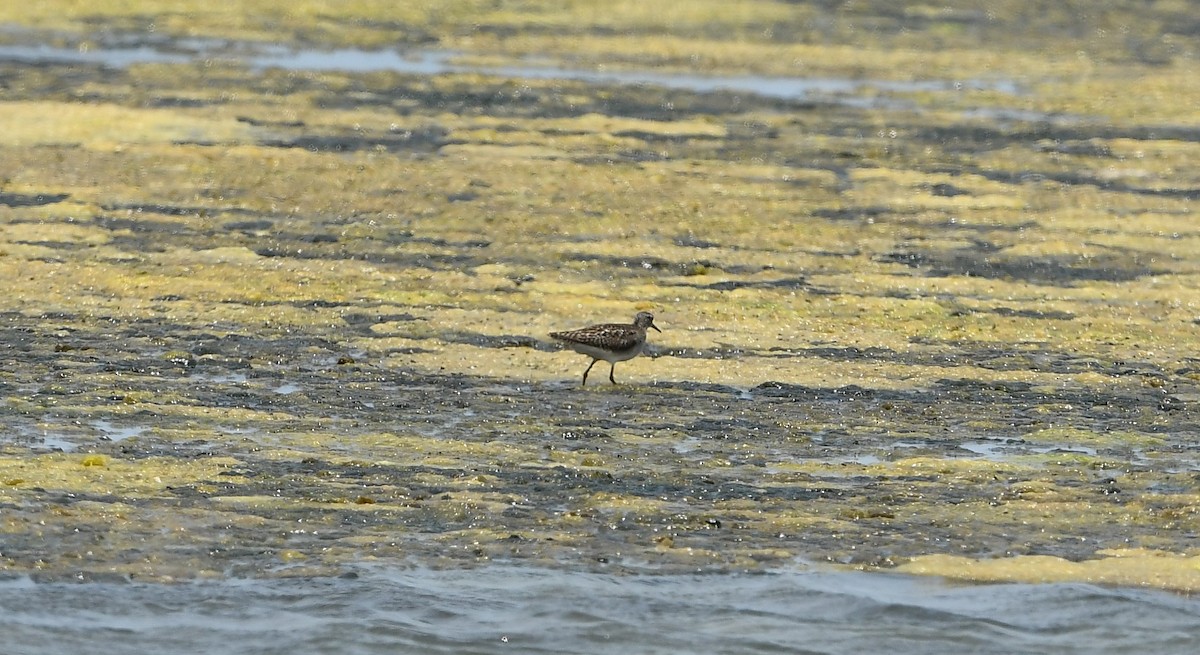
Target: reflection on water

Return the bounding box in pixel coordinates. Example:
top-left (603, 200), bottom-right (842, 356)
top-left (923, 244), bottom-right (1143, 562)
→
top-left (239, 46), bottom-right (1018, 103)
top-left (0, 42), bottom-right (195, 67)
top-left (1, 566), bottom-right (1197, 655)
top-left (91, 419), bottom-right (148, 442)
top-left (960, 439), bottom-right (1098, 460)
top-left (0, 40), bottom-right (1018, 105)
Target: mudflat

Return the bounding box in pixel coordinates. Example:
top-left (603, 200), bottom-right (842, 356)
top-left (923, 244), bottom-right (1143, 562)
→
top-left (0, 2), bottom-right (1198, 589)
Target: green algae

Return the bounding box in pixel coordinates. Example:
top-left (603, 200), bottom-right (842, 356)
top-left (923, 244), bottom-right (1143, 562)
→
top-left (0, 2), bottom-right (1198, 590)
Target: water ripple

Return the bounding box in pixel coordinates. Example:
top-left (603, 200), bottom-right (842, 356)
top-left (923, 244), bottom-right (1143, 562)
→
top-left (2, 566), bottom-right (1197, 655)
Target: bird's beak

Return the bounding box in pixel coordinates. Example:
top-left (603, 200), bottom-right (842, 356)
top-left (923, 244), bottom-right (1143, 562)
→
top-left (650, 324), bottom-right (662, 332)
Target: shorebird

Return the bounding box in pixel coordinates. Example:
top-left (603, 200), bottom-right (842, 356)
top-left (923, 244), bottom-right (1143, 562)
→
top-left (550, 311), bottom-right (660, 386)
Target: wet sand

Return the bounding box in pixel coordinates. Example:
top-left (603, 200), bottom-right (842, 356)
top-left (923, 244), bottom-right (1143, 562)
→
top-left (0, 2), bottom-right (1198, 589)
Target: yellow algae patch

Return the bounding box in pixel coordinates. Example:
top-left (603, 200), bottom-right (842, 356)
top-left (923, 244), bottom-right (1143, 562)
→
top-left (441, 143), bottom-right (574, 161)
top-left (864, 456), bottom-right (1013, 481)
top-left (0, 222), bottom-right (110, 247)
top-left (1023, 427), bottom-right (1165, 448)
top-left (208, 495), bottom-right (301, 508)
top-left (540, 113), bottom-right (726, 139)
top-left (0, 453), bottom-right (243, 498)
top-left (582, 491), bottom-right (673, 515)
top-left (897, 550), bottom-right (1200, 593)
top-left (163, 246), bottom-right (264, 266)
top-left (0, 101), bottom-right (255, 149)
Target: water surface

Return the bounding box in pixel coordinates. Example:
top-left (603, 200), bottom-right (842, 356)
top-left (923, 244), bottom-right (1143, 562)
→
top-left (2, 566), bottom-right (1197, 655)
top-left (0, 40), bottom-right (1017, 104)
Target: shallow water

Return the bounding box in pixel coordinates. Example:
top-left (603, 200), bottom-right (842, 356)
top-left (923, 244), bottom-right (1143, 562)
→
top-left (3, 565), bottom-right (1197, 655)
top-left (0, 40), bottom-right (1016, 104)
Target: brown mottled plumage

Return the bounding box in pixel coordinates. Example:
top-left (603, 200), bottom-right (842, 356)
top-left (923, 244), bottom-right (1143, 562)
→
top-left (550, 311), bottom-right (660, 386)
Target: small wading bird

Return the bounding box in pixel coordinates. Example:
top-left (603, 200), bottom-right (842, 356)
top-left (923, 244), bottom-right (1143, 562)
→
top-left (550, 311), bottom-right (660, 386)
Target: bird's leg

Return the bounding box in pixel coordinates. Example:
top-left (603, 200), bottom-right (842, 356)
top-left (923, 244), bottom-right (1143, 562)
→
top-left (609, 363), bottom-right (617, 384)
top-left (582, 359), bottom-right (597, 386)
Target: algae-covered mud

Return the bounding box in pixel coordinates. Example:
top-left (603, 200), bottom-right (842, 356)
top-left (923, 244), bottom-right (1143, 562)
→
top-left (0, 2), bottom-right (1198, 591)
